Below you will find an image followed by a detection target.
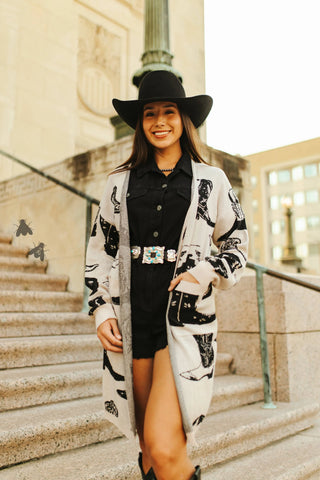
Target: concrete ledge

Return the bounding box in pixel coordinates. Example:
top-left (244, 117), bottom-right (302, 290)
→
top-left (0, 312), bottom-right (94, 337)
top-left (204, 416), bottom-right (320, 479)
top-left (0, 244), bottom-right (29, 258)
top-left (0, 361), bottom-right (102, 411)
top-left (0, 401), bottom-right (318, 478)
top-left (0, 255), bottom-right (47, 273)
top-left (0, 397), bottom-right (120, 468)
top-left (0, 272), bottom-right (69, 291)
top-left (0, 290), bottom-right (83, 312)
top-left (0, 234), bottom-right (12, 244)
top-left (209, 375), bottom-right (263, 414)
top-left (0, 334), bottom-right (101, 369)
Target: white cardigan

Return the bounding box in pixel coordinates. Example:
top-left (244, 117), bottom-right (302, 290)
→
top-left (85, 160), bottom-right (248, 440)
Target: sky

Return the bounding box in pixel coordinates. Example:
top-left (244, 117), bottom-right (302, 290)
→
top-left (204, 0), bottom-right (320, 156)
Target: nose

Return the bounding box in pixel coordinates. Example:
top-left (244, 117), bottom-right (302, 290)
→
top-left (155, 112), bottom-right (165, 126)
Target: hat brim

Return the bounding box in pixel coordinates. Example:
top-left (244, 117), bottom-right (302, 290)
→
top-left (112, 95), bottom-right (213, 130)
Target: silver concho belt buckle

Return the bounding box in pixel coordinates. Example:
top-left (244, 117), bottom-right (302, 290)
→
top-left (142, 246), bottom-right (165, 264)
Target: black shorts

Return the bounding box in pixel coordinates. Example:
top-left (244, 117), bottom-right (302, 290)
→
top-left (131, 306), bottom-right (168, 359)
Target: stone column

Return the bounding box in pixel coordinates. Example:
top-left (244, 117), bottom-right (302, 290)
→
top-left (0, 1), bottom-right (20, 161)
top-left (132, 0), bottom-right (182, 87)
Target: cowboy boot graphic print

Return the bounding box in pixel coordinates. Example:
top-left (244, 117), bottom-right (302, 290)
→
top-left (180, 333), bottom-right (215, 381)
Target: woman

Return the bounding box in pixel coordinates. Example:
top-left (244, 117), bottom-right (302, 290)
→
top-left (85, 70), bottom-right (248, 480)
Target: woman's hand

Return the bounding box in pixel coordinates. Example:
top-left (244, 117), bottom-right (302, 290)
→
top-left (97, 318), bottom-right (123, 353)
top-left (168, 271), bottom-right (199, 291)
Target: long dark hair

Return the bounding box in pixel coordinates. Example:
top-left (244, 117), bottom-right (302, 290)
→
top-left (112, 107), bottom-right (207, 173)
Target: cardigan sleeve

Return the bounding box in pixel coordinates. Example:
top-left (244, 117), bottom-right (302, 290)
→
top-left (188, 169), bottom-right (249, 290)
top-left (85, 176), bottom-right (119, 330)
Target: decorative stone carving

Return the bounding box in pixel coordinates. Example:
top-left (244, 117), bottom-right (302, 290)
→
top-left (77, 17), bottom-right (121, 117)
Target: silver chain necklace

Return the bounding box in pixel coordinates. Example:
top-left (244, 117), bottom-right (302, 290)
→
top-left (159, 167), bottom-right (175, 172)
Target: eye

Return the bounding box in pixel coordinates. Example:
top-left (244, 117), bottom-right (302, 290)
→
top-left (165, 109), bottom-right (175, 115)
top-left (144, 111), bottom-right (154, 117)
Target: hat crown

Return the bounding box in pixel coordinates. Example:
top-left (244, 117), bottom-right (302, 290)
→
top-left (138, 70), bottom-right (186, 101)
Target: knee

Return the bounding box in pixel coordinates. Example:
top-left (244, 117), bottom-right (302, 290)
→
top-left (145, 438), bottom-right (178, 472)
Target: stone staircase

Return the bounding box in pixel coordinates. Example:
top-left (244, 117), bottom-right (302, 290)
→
top-left (0, 232), bottom-right (319, 480)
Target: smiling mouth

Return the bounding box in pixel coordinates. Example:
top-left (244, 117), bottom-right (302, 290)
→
top-left (153, 131), bottom-right (171, 138)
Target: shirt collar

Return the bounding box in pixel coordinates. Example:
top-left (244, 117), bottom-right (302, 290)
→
top-left (135, 152), bottom-right (192, 178)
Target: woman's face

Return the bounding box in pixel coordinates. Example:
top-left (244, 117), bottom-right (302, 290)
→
top-left (142, 101), bottom-right (183, 154)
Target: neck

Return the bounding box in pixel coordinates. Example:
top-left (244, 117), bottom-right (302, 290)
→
top-left (155, 144), bottom-right (182, 170)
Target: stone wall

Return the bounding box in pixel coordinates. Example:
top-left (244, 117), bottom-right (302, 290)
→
top-left (216, 271), bottom-right (320, 403)
top-left (0, 0), bottom-right (206, 180)
top-left (0, 136), bottom-right (251, 292)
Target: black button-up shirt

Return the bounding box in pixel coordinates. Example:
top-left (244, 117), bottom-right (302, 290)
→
top-left (127, 153), bottom-right (192, 321)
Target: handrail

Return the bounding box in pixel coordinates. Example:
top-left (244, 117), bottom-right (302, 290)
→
top-left (0, 149), bottom-right (100, 311)
top-left (0, 149), bottom-right (99, 206)
top-left (246, 260), bottom-right (320, 409)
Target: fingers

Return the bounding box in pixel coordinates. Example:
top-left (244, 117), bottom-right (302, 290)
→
top-left (97, 318), bottom-right (123, 353)
top-left (168, 271), bottom-right (200, 291)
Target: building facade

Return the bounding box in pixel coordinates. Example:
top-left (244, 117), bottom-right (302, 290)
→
top-left (247, 137), bottom-right (320, 274)
top-left (0, 0), bottom-right (205, 180)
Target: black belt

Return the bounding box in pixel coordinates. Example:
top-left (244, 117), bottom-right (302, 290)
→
top-left (131, 246), bottom-right (177, 264)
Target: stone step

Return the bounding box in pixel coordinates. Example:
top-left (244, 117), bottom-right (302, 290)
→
top-left (0, 290), bottom-right (83, 312)
top-left (0, 233), bottom-right (12, 244)
top-left (0, 334), bottom-right (101, 369)
top-left (208, 374), bottom-right (263, 414)
top-left (0, 358), bottom-right (262, 411)
top-left (215, 352), bottom-right (234, 375)
top-left (0, 312), bottom-right (94, 337)
top-left (0, 243), bottom-right (29, 258)
top-left (0, 400), bottom-right (318, 477)
top-left (0, 334), bottom-right (233, 373)
top-left (203, 416), bottom-right (320, 479)
top-left (0, 396), bottom-right (116, 469)
top-left (0, 255), bottom-right (47, 273)
top-left (0, 361), bottom-right (102, 411)
top-left (0, 271), bottom-right (69, 291)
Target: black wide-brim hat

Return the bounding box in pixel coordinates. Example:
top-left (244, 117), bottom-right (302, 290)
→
top-left (112, 70), bottom-right (213, 129)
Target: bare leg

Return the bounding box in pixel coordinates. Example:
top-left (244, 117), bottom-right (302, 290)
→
top-left (133, 357), bottom-right (154, 474)
top-left (144, 347), bottom-right (195, 480)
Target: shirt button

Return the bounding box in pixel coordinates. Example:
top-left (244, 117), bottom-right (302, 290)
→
top-left (156, 204), bottom-right (162, 211)
top-left (153, 231), bottom-right (159, 238)
top-left (162, 183), bottom-right (167, 189)
top-left (126, 193), bottom-right (130, 197)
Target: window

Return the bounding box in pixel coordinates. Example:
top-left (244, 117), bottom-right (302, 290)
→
top-left (278, 169), bottom-right (290, 183)
top-left (292, 166), bottom-right (303, 181)
top-left (295, 217), bottom-right (307, 232)
top-left (272, 246), bottom-right (282, 260)
top-left (271, 220), bottom-right (283, 235)
top-left (293, 192), bottom-right (305, 206)
top-left (304, 164), bottom-right (318, 177)
top-left (270, 195), bottom-right (279, 210)
top-left (251, 176), bottom-right (257, 187)
top-left (296, 243), bottom-right (308, 258)
top-left (307, 216), bottom-right (320, 229)
top-left (269, 171), bottom-right (277, 185)
top-left (306, 190), bottom-right (319, 204)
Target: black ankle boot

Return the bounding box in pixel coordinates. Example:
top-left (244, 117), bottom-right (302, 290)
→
top-left (138, 452), bottom-right (157, 480)
top-left (190, 465), bottom-right (201, 479)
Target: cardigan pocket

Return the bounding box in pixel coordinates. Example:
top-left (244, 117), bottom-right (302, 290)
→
top-left (175, 279), bottom-right (207, 296)
top-left (169, 281), bottom-right (216, 327)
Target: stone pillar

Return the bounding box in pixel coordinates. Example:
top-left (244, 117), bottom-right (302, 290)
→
top-left (0, 0), bottom-right (20, 174)
top-left (132, 0), bottom-right (182, 87)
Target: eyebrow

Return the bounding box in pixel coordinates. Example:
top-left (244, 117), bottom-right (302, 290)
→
top-left (143, 103), bottom-right (177, 111)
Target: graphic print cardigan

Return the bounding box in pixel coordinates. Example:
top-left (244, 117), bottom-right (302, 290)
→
top-left (85, 160), bottom-right (249, 440)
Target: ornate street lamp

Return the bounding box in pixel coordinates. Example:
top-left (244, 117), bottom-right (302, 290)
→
top-left (132, 0), bottom-right (182, 87)
top-left (280, 196), bottom-right (302, 272)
